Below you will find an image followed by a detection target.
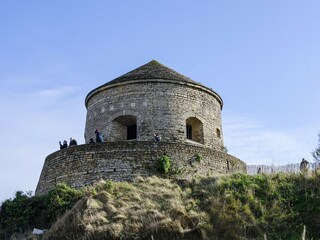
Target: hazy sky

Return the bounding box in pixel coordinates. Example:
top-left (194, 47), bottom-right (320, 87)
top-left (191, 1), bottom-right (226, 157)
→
top-left (1, 1), bottom-right (319, 201)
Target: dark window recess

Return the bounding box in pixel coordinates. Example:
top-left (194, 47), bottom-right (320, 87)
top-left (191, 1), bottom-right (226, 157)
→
top-left (186, 125), bottom-right (192, 140)
top-left (216, 129), bottom-right (221, 139)
top-left (127, 125), bottom-right (137, 140)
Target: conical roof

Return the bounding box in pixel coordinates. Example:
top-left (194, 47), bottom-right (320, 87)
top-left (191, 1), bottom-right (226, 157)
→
top-left (106, 60), bottom-right (200, 85)
top-left (86, 60), bottom-right (222, 107)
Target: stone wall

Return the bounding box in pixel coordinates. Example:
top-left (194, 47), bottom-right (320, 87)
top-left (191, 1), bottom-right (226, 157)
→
top-left (35, 141), bottom-right (246, 195)
top-left (85, 80), bottom-right (224, 149)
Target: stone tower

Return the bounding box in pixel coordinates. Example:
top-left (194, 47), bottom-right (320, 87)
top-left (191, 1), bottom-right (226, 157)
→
top-left (85, 60), bottom-right (224, 149)
top-left (35, 60), bottom-right (246, 195)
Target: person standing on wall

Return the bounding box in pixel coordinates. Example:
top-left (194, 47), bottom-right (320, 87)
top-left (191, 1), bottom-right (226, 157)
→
top-left (95, 129), bottom-right (104, 143)
top-left (154, 133), bottom-right (161, 142)
top-left (59, 140), bottom-right (68, 149)
top-left (69, 137), bottom-right (78, 146)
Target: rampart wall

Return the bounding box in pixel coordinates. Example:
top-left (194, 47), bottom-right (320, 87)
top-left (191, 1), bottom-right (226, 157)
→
top-left (36, 141), bottom-right (246, 195)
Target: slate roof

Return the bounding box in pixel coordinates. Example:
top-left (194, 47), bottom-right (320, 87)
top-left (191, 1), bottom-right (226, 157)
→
top-left (104, 60), bottom-right (201, 86)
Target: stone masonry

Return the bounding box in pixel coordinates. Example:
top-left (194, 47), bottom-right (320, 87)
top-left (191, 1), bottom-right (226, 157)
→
top-left (85, 60), bottom-right (223, 148)
top-left (36, 141), bottom-right (246, 195)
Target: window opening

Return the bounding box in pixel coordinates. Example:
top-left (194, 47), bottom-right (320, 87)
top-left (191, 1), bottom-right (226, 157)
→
top-left (127, 125), bottom-right (137, 140)
top-left (186, 125), bottom-right (192, 140)
top-left (216, 129), bottom-right (221, 139)
top-left (111, 115), bottom-right (137, 141)
top-left (185, 117), bottom-right (204, 144)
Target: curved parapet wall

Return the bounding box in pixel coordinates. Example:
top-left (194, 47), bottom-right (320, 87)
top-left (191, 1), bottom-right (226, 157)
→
top-left (35, 142), bottom-right (246, 195)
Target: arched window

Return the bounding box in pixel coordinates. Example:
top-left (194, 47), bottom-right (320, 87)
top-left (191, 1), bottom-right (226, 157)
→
top-left (186, 117), bottom-right (204, 144)
top-left (111, 115), bottom-right (137, 141)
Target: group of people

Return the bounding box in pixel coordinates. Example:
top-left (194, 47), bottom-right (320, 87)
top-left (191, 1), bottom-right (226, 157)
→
top-left (89, 130), bottom-right (161, 143)
top-left (59, 130), bottom-right (162, 149)
top-left (59, 137), bottom-right (78, 149)
top-left (59, 129), bottom-right (104, 149)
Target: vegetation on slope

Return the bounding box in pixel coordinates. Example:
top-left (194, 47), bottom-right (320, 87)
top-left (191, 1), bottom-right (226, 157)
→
top-left (1, 173), bottom-right (320, 239)
top-left (0, 184), bottom-right (82, 239)
top-left (46, 177), bottom-right (207, 240)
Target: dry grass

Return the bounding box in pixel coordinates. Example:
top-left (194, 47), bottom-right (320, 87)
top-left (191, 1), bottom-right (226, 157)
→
top-left (45, 176), bottom-right (208, 240)
top-left (23, 174), bottom-right (320, 239)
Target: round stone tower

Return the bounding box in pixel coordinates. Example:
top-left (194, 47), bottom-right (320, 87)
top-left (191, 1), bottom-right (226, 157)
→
top-left (85, 60), bottom-right (224, 150)
top-left (35, 60), bottom-right (246, 196)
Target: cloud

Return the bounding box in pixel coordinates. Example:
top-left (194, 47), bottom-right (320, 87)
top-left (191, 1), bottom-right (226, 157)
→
top-left (34, 86), bottom-right (77, 98)
top-left (223, 113), bottom-right (316, 165)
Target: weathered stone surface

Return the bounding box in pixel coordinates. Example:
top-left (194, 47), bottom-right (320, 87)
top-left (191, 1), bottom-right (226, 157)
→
top-left (85, 61), bottom-right (224, 149)
top-left (35, 142), bottom-right (246, 195)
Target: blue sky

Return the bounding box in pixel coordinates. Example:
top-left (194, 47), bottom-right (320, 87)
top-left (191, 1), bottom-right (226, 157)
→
top-left (1, 1), bottom-right (319, 201)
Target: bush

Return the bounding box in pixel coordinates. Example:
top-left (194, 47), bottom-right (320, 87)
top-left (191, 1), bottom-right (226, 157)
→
top-left (46, 183), bottom-right (83, 222)
top-left (0, 191), bottom-right (48, 238)
top-left (0, 183), bottom-right (83, 239)
top-left (157, 155), bottom-right (172, 174)
top-left (195, 153), bottom-right (203, 162)
top-left (190, 173), bottom-right (320, 239)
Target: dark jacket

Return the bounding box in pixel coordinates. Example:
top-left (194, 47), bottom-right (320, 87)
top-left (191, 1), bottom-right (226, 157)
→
top-left (69, 139), bottom-right (77, 146)
top-left (96, 132), bottom-right (103, 142)
top-left (59, 142), bottom-right (68, 149)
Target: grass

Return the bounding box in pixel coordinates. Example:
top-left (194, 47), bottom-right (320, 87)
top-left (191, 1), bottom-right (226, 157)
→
top-left (45, 177), bottom-right (207, 240)
top-left (2, 173), bottom-right (320, 239)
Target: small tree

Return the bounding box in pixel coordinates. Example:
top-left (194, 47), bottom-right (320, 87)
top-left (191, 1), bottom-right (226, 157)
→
top-left (312, 132), bottom-right (320, 163)
top-left (221, 145), bottom-right (228, 153)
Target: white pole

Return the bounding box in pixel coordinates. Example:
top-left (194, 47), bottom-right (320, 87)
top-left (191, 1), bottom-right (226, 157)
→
top-left (302, 225), bottom-right (306, 240)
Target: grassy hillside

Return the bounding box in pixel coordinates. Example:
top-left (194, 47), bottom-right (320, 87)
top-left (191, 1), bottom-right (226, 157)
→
top-left (1, 173), bottom-right (320, 239)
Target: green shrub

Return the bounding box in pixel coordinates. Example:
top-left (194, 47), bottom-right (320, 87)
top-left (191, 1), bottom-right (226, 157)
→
top-left (0, 183), bottom-right (83, 238)
top-left (190, 173), bottom-right (320, 239)
top-left (46, 183), bottom-right (83, 222)
top-left (221, 145), bottom-right (228, 153)
top-left (157, 155), bottom-right (172, 174)
top-left (195, 153), bottom-right (203, 162)
top-left (0, 191), bottom-right (48, 238)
